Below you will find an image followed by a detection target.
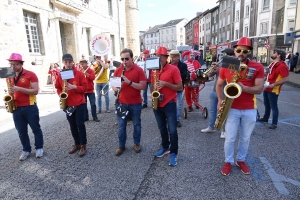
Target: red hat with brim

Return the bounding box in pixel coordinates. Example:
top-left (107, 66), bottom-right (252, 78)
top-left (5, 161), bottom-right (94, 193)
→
top-left (156, 46), bottom-right (169, 56)
top-left (7, 53), bottom-right (24, 62)
top-left (143, 50), bottom-right (149, 54)
top-left (233, 37), bottom-right (253, 50)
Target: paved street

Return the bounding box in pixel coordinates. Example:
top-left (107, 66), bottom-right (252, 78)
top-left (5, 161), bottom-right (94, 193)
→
top-left (0, 82), bottom-right (300, 199)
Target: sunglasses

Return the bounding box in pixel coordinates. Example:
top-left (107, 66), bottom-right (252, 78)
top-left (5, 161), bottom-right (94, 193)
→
top-left (235, 48), bottom-right (251, 54)
top-left (121, 57), bottom-right (130, 61)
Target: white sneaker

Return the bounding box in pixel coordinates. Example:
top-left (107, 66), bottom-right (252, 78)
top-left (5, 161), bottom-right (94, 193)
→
top-left (220, 130), bottom-right (226, 138)
top-left (201, 127), bottom-right (215, 133)
top-left (36, 149), bottom-right (43, 158)
top-left (19, 151), bottom-right (30, 161)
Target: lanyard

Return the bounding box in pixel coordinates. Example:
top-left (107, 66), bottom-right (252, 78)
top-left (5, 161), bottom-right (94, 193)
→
top-left (14, 68), bottom-right (24, 85)
top-left (266, 61), bottom-right (279, 80)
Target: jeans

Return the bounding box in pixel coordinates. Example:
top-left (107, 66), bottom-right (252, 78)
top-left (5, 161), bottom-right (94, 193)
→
top-left (66, 103), bottom-right (87, 145)
top-left (176, 91), bottom-right (183, 122)
top-left (262, 90), bottom-right (279, 125)
top-left (208, 91), bottom-right (218, 129)
top-left (153, 101), bottom-right (178, 154)
top-left (84, 93), bottom-right (98, 120)
top-left (13, 104), bottom-right (44, 152)
top-left (95, 83), bottom-right (110, 111)
top-left (117, 103), bottom-right (142, 147)
top-left (143, 82), bottom-right (152, 105)
top-left (224, 108), bottom-right (256, 164)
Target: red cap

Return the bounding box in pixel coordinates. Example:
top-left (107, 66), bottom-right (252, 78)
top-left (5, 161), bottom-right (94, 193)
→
top-left (233, 37), bottom-right (253, 50)
top-left (156, 46), bottom-right (168, 56)
top-left (7, 53), bottom-right (24, 62)
top-left (143, 50), bottom-right (149, 54)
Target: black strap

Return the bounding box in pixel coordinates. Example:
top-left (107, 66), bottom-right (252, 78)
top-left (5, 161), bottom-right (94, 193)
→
top-left (14, 68), bottom-right (24, 85)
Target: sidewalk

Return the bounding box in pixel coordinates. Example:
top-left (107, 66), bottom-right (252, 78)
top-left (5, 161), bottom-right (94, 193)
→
top-left (287, 64), bottom-right (300, 88)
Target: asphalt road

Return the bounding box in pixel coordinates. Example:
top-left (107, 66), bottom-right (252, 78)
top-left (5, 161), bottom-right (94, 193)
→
top-left (0, 82), bottom-right (299, 200)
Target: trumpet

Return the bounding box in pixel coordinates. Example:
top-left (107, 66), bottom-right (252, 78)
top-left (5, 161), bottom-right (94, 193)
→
top-left (202, 59), bottom-right (222, 78)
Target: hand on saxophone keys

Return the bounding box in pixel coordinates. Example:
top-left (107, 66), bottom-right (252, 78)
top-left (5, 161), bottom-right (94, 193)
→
top-left (66, 82), bottom-right (77, 91)
top-left (157, 80), bottom-right (167, 90)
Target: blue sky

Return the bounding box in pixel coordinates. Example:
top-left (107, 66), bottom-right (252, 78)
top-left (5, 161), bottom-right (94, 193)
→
top-left (138, 0), bottom-right (218, 31)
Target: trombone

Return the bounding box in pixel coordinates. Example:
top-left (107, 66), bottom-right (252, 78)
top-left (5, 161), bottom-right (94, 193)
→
top-left (100, 83), bottom-right (110, 96)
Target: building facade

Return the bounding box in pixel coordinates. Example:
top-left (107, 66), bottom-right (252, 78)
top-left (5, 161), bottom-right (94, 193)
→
top-left (144, 25), bottom-right (163, 54)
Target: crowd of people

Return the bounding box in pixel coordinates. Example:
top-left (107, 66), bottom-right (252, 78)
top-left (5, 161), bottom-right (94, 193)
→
top-left (5, 36), bottom-right (293, 175)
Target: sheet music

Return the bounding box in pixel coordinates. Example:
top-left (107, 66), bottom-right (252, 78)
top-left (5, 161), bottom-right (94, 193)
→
top-left (60, 70), bottom-right (74, 80)
top-left (109, 76), bottom-right (121, 87)
top-left (145, 57), bottom-right (160, 70)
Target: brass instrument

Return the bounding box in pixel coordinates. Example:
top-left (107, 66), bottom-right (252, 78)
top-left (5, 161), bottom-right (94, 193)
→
top-left (60, 80), bottom-right (68, 110)
top-left (214, 63), bottom-right (248, 130)
top-left (94, 62), bottom-right (104, 80)
top-left (202, 59), bottom-right (223, 78)
top-left (151, 69), bottom-right (160, 110)
top-left (3, 78), bottom-right (16, 113)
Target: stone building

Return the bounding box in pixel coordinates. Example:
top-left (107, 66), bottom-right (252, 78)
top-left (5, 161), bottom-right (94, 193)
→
top-left (0, 0), bottom-right (138, 89)
top-left (144, 24), bottom-right (164, 54)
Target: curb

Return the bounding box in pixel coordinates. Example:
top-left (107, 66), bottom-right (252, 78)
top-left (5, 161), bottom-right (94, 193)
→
top-left (286, 81), bottom-right (300, 88)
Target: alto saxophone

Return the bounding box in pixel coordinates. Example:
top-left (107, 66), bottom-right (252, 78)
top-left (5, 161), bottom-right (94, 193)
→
top-left (3, 78), bottom-right (16, 113)
top-left (59, 80), bottom-right (68, 110)
top-left (214, 63), bottom-right (248, 130)
top-left (151, 69), bottom-right (160, 110)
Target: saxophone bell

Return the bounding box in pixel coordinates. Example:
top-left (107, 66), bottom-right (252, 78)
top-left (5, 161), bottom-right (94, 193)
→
top-left (3, 78), bottom-right (16, 113)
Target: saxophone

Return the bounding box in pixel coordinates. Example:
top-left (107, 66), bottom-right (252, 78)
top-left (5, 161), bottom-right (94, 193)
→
top-left (151, 69), bottom-right (160, 110)
top-left (59, 80), bottom-right (68, 110)
top-left (3, 78), bottom-right (16, 113)
top-left (214, 63), bottom-right (248, 130)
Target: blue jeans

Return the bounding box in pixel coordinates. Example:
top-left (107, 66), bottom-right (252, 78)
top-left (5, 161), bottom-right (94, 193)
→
top-left (13, 104), bottom-right (44, 152)
top-left (224, 108), bottom-right (256, 164)
top-left (95, 83), bottom-right (110, 111)
top-left (262, 91), bottom-right (279, 125)
top-left (176, 91), bottom-right (183, 122)
top-left (143, 82), bottom-right (152, 105)
top-left (84, 93), bottom-right (97, 120)
top-left (117, 103), bottom-right (142, 147)
top-left (153, 101), bottom-right (178, 154)
top-left (66, 103), bottom-right (87, 145)
top-left (208, 91), bottom-right (218, 129)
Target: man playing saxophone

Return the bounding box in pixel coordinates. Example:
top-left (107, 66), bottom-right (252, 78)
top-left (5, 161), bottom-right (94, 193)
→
top-left (93, 55), bottom-right (110, 113)
top-left (7, 53), bottom-right (44, 161)
top-left (55, 54), bottom-right (88, 157)
top-left (216, 37), bottom-right (264, 176)
top-left (151, 47), bottom-right (182, 166)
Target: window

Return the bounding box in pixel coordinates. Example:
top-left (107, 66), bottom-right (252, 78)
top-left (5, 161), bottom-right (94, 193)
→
top-left (287, 20), bottom-right (295, 31)
top-left (23, 11), bottom-right (41, 54)
top-left (227, 30), bottom-right (230, 40)
top-left (110, 34), bottom-right (115, 55)
top-left (108, 0), bottom-right (113, 16)
top-left (244, 26), bottom-right (249, 37)
top-left (262, 0), bottom-right (270, 11)
top-left (260, 22), bottom-right (268, 35)
top-left (172, 28), bottom-right (174, 33)
top-left (121, 38), bottom-right (124, 49)
top-left (172, 35), bottom-right (175, 41)
top-left (289, 0), bottom-right (296, 6)
top-left (228, 0), bottom-right (231, 7)
top-left (180, 28), bottom-right (183, 33)
top-left (236, 10), bottom-right (240, 21)
top-left (223, 18), bottom-right (225, 27)
top-left (227, 15), bottom-right (230, 25)
top-left (162, 30), bottom-right (164, 34)
top-left (180, 35), bottom-right (183, 41)
top-left (151, 40), bottom-right (153, 44)
top-left (166, 30), bottom-right (169, 34)
top-left (220, 3), bottom-right (222, 12)
top-left (245, 5), bottom-right (250, 17)
top-left (224, 1), bottom-right (226, 10)
top-left (235, 29), bottom-right (239, 40)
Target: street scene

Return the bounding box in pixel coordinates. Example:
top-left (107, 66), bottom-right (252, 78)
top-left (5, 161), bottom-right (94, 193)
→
top-left (0, 81), bottom-right (299, 199)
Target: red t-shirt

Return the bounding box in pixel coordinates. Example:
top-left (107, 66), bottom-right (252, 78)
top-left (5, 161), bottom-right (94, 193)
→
top-left (264, 61), bottom-right (289, 95)
top-left (114, 64), bottom-right (146, 104)
top-left (11, 69), bottom-right (38, 107)
top-left (219, 59), bottom-right (264, 109)
top-left (151, 63), bottom-right (182, 107)
top-left (55, 66), bottom-right (87, 106)
top-left (84, 68), bottom-right (95, 93)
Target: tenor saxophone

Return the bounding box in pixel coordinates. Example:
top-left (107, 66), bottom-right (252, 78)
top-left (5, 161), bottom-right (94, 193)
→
top-left (214, 63), bottom-right (248, 130)
top-left (59, 80), bottom-right (68, 110)
top-left (3, 78), bottom-right (16, 113)
top-left (151, 69), bottom-right (160, 110)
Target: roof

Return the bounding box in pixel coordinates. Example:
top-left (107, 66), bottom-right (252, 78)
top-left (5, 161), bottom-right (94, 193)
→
top-left (160, 18), bottom-right (185, 28)
top-left (145, 24), bottom-right (164, 34)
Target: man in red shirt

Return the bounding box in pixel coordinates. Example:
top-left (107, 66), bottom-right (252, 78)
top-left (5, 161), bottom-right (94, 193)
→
top-left (152, 46), bottom-right (182, 166)
top-left (55, 54), bottom-right (88, 157)
top-left (7, 53), bottom-right (44, 161)
top-left (112, 48), bottom-right (146, 156)
top-left (80, 59), bottom-right (100, 122)
top-left (257, 49), bottom-right (289, 129)
top-left (142, 49), bottom-right (151, 108)
top-left (216, 37), bottom-right (264, 176)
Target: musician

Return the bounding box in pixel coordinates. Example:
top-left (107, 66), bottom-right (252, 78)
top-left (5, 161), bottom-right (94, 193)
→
top-left (152, 46), bottom-right (182, 166)
top-left (216, 37), bottom-right (264, 176)
top-left (257, 49), bottom-right (289, 129)
top-left (169, 49), bottom-right (188, 128)
top-left (111, 48), bottom-right (146, 156)
top-left (7, 53), bottom-right (44, 161)
top-left (93, 55), bottom-right (110, 113)
top-left (182, 50), bottom-right (202, 112)
top-left (201, 48), bottom-right (235, 138)
top-left (55, 54), bottom-right (88, 157)
top-left (142, 49), bottom-right (151, 109)
top-left (80, 59), bottom-right (100, 122)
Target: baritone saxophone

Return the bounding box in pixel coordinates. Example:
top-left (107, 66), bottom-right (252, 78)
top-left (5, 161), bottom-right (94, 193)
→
top-left (3, 78), bottom-right (16, 113)
top-left (151, 69), bottom-right (160, 110)
top-left (60, 79), bottom-right (68, 110)
top-left (214, 63), bottom-right (248, 130)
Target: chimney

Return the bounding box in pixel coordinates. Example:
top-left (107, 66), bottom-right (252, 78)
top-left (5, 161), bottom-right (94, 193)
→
top-left (149, 26), bottom-right (152, 30)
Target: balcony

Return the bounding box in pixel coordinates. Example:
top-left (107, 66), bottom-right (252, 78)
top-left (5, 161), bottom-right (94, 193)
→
top-left (50, 0), bottom-right (83, 14)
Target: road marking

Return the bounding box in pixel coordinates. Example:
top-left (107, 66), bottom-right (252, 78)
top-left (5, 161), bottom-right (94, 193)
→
top-left (259, 157), bottom-right (300, 195)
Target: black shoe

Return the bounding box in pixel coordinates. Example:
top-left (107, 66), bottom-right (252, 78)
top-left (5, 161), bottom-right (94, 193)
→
top-left (195, 106), bottom-right (200, 109)
top-left (268, 124), bottom-right (277, 129)
top-left (142, 104), bottom-right (147, 109)
top-left (84, 118), bottom-right (89, 122)
top-left (188, 107), bottom-right (193, 112)
top-left (177, 121), bottom-right (182, 128)
top-left (257, 118), bottom-right (268, 123)
top-left (93, 118), bottom-right (100, 122)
